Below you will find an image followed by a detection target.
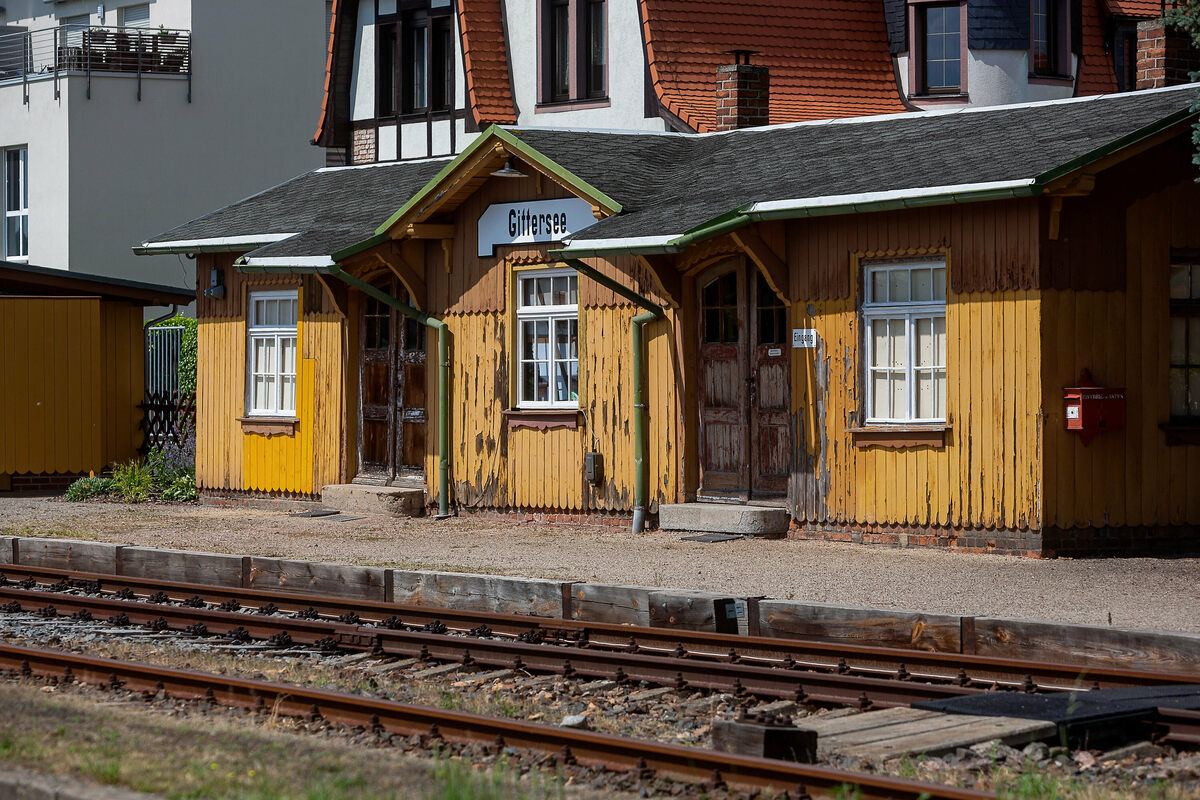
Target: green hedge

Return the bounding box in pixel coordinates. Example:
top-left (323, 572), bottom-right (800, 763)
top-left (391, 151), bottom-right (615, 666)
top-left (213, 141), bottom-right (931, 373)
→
top-left (153, 315), bottom-right (198, 394)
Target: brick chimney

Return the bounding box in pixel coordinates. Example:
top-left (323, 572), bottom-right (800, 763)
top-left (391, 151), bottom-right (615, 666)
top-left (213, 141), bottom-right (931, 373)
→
top-left (715, 50), bottom-right (769, 132)
top-left (1135, 19), bottom-right (1200, 89)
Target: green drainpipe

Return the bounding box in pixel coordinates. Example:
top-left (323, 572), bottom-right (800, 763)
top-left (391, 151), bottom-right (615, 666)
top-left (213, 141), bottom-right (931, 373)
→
top-left (327, 265), bottom-right (451, 519)
top-left (560, 258), bottom-right (664, 533)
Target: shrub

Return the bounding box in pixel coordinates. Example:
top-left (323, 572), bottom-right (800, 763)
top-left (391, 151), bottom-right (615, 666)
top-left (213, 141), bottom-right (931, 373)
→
top-left (111, 460), bottom-right (154, 502)
top-left (161, 475), bottom-right (197, 502)
top-left (146, 423), bottom-right (196, 488)
top-left (64, 476), bottom-right (115, 502)
top-left (152, 315), bottom-right (197, 394)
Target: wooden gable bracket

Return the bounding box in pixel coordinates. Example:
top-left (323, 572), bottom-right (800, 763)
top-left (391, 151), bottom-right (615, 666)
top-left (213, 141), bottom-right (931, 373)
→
top-left (404, 223), bottom-right (456, 239)
top-left (731, 227), bottom-right (790, 302)
top-left (1045, 174), bottom-right (1095, 241)
top-left (636, 253), bottom-right (682, 309)
top-left (379, 241), bottom-right (428, 308)
top-left (313, 272), bottom-right (347, 318)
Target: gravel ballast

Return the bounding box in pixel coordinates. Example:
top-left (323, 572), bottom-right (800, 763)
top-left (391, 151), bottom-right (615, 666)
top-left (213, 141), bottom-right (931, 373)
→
top-left (0, 496), bottom-right (1197, 633)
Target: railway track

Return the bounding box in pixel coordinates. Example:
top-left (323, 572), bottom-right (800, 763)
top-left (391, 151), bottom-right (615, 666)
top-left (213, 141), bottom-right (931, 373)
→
top-left (0, 564), bottom-right (1194, 707)
top-left (0, 640), bottom-right (994, 800)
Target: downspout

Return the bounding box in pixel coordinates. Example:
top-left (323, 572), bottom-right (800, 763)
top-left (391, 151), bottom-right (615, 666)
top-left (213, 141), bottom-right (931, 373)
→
top-left (327, 265), bottom-right (451, 519)
top-left (560, 258), bottom-right (664, 534)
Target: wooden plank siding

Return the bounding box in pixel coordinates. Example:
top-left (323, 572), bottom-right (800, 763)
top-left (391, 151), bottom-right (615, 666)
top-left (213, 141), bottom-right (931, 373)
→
top-left (1042, 177), bottom-right (1200, 530)
top-left (785, 200), bottom-right (1044, 533)
top-left (194, 256), bottom-right (344, 496)
top-left (0, 297), bottom-right (142, 476)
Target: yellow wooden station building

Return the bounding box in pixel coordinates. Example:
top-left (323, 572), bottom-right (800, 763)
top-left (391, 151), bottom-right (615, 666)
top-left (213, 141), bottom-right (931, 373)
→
top-left (138, 86), bottom-right (1200, 556)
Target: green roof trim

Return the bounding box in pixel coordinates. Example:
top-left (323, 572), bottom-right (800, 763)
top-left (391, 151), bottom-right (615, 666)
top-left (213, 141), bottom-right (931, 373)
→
top-left (331, 232), bottom-right (389, 263)
top-left (1031, 105), bottom-right (1195, 187)
top-left (369, 126), bottom-right (622, 238)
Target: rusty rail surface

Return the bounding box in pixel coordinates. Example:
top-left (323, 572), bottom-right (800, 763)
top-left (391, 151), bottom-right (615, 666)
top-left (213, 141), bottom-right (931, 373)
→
top-left (0, 641), bottom-right (994, 800)
top-left (1156, 707), bottom-right (1200, 748)
top-left (2, 564), bottom-right (1194, 696)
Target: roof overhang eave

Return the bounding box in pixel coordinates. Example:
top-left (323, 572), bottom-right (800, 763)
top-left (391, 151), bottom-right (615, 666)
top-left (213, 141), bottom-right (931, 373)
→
top-left (551, 235), bottom-right (683, 260)
top-left (133, 233), bottom-right (301, 256)
top-left (746, 180), bottom-right (1043, 222)
top-left (235, 255), bottom-right (336, 273)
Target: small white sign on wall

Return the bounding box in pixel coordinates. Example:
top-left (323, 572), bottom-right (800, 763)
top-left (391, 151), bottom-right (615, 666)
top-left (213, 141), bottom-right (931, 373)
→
top-left (477, 198), bottom-right (597, 257)
top-left (792, 329), bottom-right (818, 349)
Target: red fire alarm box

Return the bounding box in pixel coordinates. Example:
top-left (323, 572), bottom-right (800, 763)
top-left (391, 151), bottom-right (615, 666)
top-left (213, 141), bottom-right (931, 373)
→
top-left (1063, 370), bottom-right (1125, 446)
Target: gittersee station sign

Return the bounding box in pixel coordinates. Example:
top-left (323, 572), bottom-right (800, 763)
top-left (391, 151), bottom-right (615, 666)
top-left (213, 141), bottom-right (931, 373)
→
top-left (477, 198), bottom-right (596, 256)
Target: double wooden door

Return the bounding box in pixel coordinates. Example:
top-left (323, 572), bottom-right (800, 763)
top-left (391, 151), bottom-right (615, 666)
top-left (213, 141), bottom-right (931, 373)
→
top-left (357, 280), bottom-right (427, 484)
top-left (698, 263), bottom-right (791, 500)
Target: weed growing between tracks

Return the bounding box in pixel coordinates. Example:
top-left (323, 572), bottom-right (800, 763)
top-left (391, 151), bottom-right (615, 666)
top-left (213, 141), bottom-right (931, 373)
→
top-left (0, 682), bottom-right (590, 799)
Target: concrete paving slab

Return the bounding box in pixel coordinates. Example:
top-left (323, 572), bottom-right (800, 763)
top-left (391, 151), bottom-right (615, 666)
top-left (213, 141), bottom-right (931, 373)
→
top-left (659, 503), bottom-right (788, 536)
top-left (320, 484), bottom-right (424, 517)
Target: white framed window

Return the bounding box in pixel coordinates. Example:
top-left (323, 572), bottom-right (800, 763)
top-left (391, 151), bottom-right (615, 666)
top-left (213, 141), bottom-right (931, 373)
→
top-left (862, 259), bottom-right (947, 423)
top-left (3, 147), bottom-right (28, 262)
top-left (246, 290), bottom-right (299, 417)
top-left (120, 4), bottom-right (152, 28)
top-left (516, 268), bottom-right (578, 408)
top-left (59, 14), bottom-right (91, 48)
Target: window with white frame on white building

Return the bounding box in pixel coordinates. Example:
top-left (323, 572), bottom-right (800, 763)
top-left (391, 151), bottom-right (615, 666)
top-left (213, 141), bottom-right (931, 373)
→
top-left (246, 291), bottom-right (299, 417)
top-left (516, 269), bottom-right (578, 408)
top-left (3, 147), bottom-right (28, 262)
top-left (862, 259), bottom-right (947, 424)
top-left (60, 14), bottom-right (91, 48)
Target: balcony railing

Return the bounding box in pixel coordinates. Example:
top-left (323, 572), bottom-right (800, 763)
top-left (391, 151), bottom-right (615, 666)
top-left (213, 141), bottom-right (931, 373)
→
top-left (0, 24), bottom-right (191, 102)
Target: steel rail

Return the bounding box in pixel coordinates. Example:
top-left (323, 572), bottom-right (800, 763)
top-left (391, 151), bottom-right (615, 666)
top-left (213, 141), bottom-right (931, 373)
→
top-left (1155, 707), bottom-right (1200, 748)
top-left (2, 564), bottom-right (1193, 693)
top-left (0, 585), bottom-right (980, 708)
top-left (0, 642), bottom-right (994, 800)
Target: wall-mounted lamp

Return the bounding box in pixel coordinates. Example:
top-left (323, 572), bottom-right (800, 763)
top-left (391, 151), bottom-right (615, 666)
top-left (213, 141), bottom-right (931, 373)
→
top-left (490, 158), bottom-right (528, 179)
top-left (203, 267), bottom-right (225, 299)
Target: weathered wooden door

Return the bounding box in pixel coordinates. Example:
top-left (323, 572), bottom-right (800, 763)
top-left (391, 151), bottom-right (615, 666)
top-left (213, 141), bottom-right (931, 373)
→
top-left (750, 272), bottom-right (790, 498)
top-left (356, 281), bottom-right (426, 485)
top-left (697, 264), bottom-right (790, 500)
top-left (698, 264), bottom-right (749, 497)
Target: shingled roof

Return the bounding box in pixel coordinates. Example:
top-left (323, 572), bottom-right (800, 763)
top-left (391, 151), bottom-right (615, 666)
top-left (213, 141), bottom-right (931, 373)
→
top-left (1104, 0), bottom-right (1163, 16)
top-left (141, 85), bottom-right (1198, 267)
top-left (639, 0), bottom-right (907, 132)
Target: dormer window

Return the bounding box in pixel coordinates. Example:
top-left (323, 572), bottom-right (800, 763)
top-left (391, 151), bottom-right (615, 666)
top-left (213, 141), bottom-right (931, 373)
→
top-left (539, 0), bottom-right (607, 107)
top-left (907, 1), bottom-right (966, 99)
top-left (1030, 0), bottom-right (1071, 78)
top-left (377, 5), bottom-right (455, 119)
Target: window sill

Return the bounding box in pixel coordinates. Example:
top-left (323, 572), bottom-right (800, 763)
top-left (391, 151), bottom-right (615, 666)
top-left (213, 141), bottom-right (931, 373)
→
top-left (1160, 422), bottom-right (1200, 447)
top-left (504, 409), bottom-right (580, 430)
top-left (238, 417), bottom-right (298, 437)
top-left (535, 97), bottom-right (611, 114)
top-left (1027, 73), bottom-right (1073, 86)
top-left (849, 424), bottom-right (950, 449)
top-left (908, 92), bottom-right (969, 104)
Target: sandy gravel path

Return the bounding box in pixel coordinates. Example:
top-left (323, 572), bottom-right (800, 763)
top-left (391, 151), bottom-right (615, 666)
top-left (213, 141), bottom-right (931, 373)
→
top-left (1, 496), bottom-right (1196, 633)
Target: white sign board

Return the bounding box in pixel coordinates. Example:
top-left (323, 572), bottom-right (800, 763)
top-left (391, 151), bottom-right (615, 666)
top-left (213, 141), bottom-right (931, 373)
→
top-left (477, 198), bottom-right (596, 257)
top-left (792, 329), bottom-right (818, 349)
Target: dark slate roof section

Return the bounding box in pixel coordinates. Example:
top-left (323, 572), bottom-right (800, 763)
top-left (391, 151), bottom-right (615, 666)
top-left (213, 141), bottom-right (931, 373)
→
top-left (505, 85), bottom-right (1198, 245)
top-left (882, 0), bottom-right (907, 54)
top-left (966, 0), bottom-right (1030, 51)
top-left (140, 158), bottom-right (451, 262)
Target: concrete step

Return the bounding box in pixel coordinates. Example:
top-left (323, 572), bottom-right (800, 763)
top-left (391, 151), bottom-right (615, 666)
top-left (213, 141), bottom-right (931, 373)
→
top-left (320, 484), bottom-right (425, 517)
top-left (659, 502), bottom-right (789, 537)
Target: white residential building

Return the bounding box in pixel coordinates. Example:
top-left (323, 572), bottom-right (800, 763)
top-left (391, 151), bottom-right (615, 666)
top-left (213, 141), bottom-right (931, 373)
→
top-left (0, 0), bottom-right (329, 290)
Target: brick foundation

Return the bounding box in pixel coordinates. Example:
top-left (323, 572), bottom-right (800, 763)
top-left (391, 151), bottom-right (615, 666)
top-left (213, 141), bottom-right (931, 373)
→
top-left (4, 473), bottom-right (87, 493)
top-left (351, 125), bottom-right (376, 165)
top-left (199, 488), bottom-right (319, 511)
top-left (453, 507), bottom-right (633, 528)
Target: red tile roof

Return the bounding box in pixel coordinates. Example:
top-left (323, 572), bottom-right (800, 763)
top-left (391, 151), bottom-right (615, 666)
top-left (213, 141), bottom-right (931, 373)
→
top-left (314, 0), bottom-right (347, 147)
top-left (1078, 0), bottom-right (1120, 95)
top-left (1104, 0), bottom-right (1163, 17)
top-left (456, 0), bottom-right (517, 126)
top-left (639, 0), bottom-right (907, 132)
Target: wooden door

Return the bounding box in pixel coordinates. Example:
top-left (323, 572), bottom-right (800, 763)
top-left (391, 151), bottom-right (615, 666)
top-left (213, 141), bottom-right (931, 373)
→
top-left (357, 289), bottom-right (393, 483)
top-left (356, 281), bottom-right (427, 485)
top-left (697, 265), bottom-right (791, 501)
top-left (698, 264), bottom-right (749, 498)
top-left (750, 273), bottom-right (790, 497)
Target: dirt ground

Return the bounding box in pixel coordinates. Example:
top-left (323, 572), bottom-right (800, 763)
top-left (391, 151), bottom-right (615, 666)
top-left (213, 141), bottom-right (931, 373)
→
top-left (1, 495), bottom-right (1198, 633)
